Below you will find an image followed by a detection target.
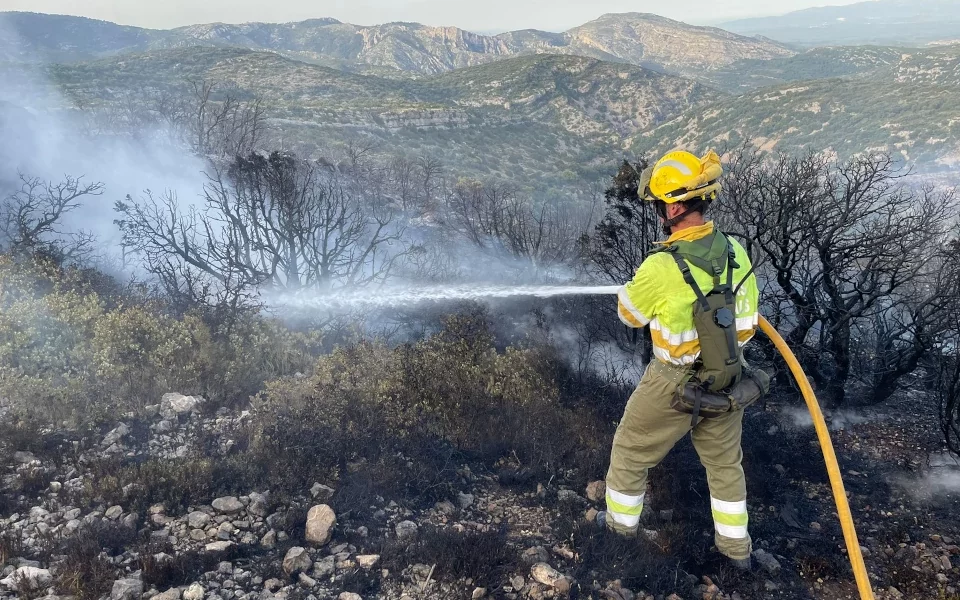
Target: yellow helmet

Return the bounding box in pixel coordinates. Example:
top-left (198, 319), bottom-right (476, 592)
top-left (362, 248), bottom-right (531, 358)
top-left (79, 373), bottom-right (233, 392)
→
top-left (642, 149), bottom-right (723, 204)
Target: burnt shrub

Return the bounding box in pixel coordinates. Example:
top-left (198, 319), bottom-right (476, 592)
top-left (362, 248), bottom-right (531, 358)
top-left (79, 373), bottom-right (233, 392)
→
top-left (83, 453), bottom-right (262, 515)
top-left (54, 522), bottom-right (135, 600)
top-left (139, 539), bottom-right (255, 589)
top-left (382, 526), bottom-right (517, 589)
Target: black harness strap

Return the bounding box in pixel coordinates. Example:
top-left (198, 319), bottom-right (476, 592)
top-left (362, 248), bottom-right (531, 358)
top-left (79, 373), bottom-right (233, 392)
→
top-left (691, 386), bottom-right (703, 428)
top-left (670, 252), bottom-right (710, 311)
top-left (722, 242), bottom-right (741, 371)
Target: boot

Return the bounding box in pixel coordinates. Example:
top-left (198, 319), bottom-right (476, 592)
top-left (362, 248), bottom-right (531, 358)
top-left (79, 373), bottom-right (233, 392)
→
top-left (728, 555), bottom-right (752, 570)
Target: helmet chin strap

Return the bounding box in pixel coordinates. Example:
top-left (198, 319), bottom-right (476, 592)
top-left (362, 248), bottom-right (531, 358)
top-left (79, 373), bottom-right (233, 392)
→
top-left (657, 202), bottom-right (703, 236)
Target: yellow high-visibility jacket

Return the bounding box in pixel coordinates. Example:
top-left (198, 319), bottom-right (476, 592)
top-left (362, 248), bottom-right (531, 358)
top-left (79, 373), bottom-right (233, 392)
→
top-left (617, 222), bottom-right (759, 366)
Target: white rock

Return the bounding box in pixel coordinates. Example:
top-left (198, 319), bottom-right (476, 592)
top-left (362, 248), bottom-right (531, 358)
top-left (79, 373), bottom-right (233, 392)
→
top-left (105, 505), bottom-right (123, 520)
top-left (457, 492), bottom-right (475, 509)
top-left (260, 530), bottom-right (277, 548)
top-left (357, 555), bottom-right (380, 569)
top-left (312, 556), bottom-right (336, 579)
top-left (248, 492), bottom-right (269, 517)
top-left (530, 563), bottom-right (571, 592)
top-left (205, 541), bottom-right (234, 553)
top-left (211, 497), bottom-right (244, 514)
top-left (187, 511), bottom-right (211, 529)
top-left (310, 483), bottom-right (335, 501)
top-left (111, 576), bottom-right (144, 600)
top-left (183, 583), bottom-right (205, 600)
top-left (282, 547), bottom-right (312, 575)
top-left (13, 451), bottom-right (38, 464)
top-left (102, 423), bottom-right (131, 447)
top-left (160, 393), bottom-right (203, 419)
top-left (339, 593), bottom-right (363, 600)
top-left (151, 588), bottom-right (181, 600)
top-left (298, 573), bottom-right (317, 588)
top-left (395, 520), bottom-right (418, 542)
top-left (305, 505), bottom-right (336, 546)
top-left (0, 567), bottom-right (52, 591)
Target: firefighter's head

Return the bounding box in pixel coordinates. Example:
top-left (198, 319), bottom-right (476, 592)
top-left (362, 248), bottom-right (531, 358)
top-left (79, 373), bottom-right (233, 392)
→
top-left (639, 149), bottom-right (722, 234)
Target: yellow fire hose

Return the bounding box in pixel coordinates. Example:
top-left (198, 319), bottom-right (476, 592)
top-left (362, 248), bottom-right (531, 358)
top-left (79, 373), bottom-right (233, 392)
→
top-left (759, 316), bottom-right (875, 600)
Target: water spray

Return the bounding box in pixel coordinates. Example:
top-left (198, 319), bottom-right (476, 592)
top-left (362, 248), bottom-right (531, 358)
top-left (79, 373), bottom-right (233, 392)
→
top-left (266, 284), bottom-right (622, 311)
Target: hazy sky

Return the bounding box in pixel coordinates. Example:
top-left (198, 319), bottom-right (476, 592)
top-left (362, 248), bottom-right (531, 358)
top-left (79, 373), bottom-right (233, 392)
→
top-left (1, 0), bottom-right (867, 31)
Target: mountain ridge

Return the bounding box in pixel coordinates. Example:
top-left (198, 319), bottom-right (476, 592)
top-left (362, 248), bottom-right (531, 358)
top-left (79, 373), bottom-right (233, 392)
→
top-left (0, 11), bottom-right (793, 80)
top-left (722, 0), bottom-right (960, 47)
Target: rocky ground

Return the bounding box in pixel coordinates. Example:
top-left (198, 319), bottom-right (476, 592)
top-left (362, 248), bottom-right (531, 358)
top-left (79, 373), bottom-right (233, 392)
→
top-left (1, 391), bottom-right (958, 600)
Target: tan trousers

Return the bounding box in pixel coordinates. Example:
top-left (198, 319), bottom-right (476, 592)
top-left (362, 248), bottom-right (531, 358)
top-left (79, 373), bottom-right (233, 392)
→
top-left (604, 360), bottom-right (752, 560)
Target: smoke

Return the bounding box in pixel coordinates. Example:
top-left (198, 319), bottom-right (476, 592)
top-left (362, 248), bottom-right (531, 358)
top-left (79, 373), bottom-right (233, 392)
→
top-left (782, 406), bottom-right (872, 431)
top-left (0, 13), bottom-right (208, 272)
top-left (894, 452), bottom-right (960, 502)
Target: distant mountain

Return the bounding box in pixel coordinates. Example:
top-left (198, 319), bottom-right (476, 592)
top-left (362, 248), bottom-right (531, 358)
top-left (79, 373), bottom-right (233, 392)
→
top-left (0, 11), bottom-right (794, 80)
top-left (1, 48), bottom-right (718, 193)
top-left (631, 44), bottom-right (960, 171)
top-left (722, 0), bottom-right (960, 48)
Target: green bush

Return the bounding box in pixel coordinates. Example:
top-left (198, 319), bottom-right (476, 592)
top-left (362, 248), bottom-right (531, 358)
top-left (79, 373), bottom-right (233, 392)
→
top-left (0, 254), bottom-right (319, 425)
top-left (250, 309), bottom-right (609, 504)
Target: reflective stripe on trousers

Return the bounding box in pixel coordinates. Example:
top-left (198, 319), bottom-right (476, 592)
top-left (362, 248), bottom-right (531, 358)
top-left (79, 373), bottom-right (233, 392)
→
top-left (711, 497), bottom-right (749, 539)
top-left (605, 488), bottom-right (644, 528)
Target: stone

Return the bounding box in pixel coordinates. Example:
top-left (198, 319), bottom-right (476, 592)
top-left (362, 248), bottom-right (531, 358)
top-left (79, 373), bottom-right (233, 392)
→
top-left (810, 522), bottom-right (822, 532)
top-left (435, 500), bottom-right (456, 515)
top-left (585, 481), bottom-right (606, 503)
top-left (395, 520), bottom-right (419, 542)
top-left (357, 555), bottom-right (380, 569)
top-left (510, 575), bottom-right (526, 590)
top-left (305, 505), bottom-right (336, 545)
top-left (205, 541), bottom-right (234, 553)
top-left (152, 589), bottom-right (181, 600)
top-left (212, 497), bottom-right (244, 514)
top-left (218, 522), bottom-right (235, 540)
top-left (248, 492), bottom-right (269, 517)
top-left (102, 423), bottom-right (131, 447)
top-left (183, 583), bottom-right (205, 600)
top-left (752, 549), bottom-right (782, 575)
top-left (0, 567), bottom-right (52, 591)
top-left (457, 492), bottom-right (475, 509)
top-left (190, 529), bottom-right (207, 541)
top-left (472, 588), bottom-right (488, 599)
top-left (282, 547), bottom-right (313, 575)
top-left (261, 530), bottom-right (277, 548)
top-left (105, 505), bottom-right (124, 520)
top-left (530, 563), bottom-right (571, 592)
top-left (312, 556), bottom-right (336, 579)
top-left (557, 489), bottom-right (582, 504)
top-left (188, 511), bottom-right (211, 529)
top-left (13, 451), bottom-right (38, 464)
top-left (111, 576), bottom-right (144, 600)
top-left (522, 546), bottom-right (550, 565)
top-left (160, 393), bottom-right (203, 419)
top-left (585, 508), bottom-right (599, 522)
top-left (298, 573), bottom-right (317, 588)
top-left (310, 483), bottom-right (335, 501)
top-left (339, 593), bottom-right (363, 600)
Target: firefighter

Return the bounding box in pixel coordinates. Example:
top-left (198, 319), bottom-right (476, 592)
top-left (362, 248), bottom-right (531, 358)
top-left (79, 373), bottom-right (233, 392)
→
top-left (598, 149), bottom-right (761, 569)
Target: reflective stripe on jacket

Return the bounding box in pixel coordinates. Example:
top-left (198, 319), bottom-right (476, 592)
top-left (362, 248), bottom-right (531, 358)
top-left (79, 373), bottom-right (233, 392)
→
top-left (617, 222), bottom-right (759, 366)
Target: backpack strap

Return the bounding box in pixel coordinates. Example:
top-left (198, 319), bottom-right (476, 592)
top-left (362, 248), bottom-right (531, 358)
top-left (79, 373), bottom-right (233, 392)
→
top-left (721, 240), bottom-right (741, 372)
top-left (670, 251), bottom-right (710, 311)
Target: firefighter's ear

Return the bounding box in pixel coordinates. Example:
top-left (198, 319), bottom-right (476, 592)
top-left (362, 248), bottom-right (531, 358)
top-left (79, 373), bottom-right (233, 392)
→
top-left (665, 202), bottom-right (685, 220)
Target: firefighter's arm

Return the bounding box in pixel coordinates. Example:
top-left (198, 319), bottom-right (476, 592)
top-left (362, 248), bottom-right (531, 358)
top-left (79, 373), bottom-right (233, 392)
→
top-left (617, 256), bottom-right (664, 329)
